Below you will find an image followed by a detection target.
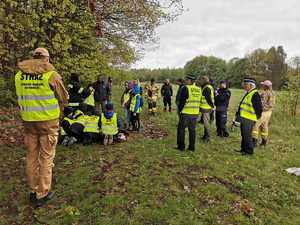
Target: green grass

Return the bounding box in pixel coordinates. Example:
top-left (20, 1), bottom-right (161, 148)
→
top-left (0, 87), bottom-right (299, 225)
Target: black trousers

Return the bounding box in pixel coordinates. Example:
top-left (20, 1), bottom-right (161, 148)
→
top-left (177, 114), bottom-right (198, 150)
top-left (83, 133), bottom-right (101, 145)
top-left (130, 112), bottom-right (140, 131)
top-left (240, 118), bottom-right (255, 154)
top-left (216, 111), bottom-right (229, 137)
top-left (163, 96), bottom-right (172, 109)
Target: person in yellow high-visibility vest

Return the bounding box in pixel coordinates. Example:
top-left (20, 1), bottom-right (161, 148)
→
top-left (199, 76), bottom-right (215, 142)
top-left (100, 103), bottom-right (122, 145)
top-left (82, 114), bottom-right (101, 145)
top-left (15, 48), bottom-right (68, 207)
top-left (121, 81), bottom-right (132, 129)
top-left (237, 78), bottom-right (262, 155)
top-left (176, 74), bottom-right (201, 151)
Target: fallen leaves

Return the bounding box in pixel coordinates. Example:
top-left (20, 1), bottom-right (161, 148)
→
top-left (0, 107), bottom-right (24, 146)
top-left (142, 118), bottom-right (168, 139)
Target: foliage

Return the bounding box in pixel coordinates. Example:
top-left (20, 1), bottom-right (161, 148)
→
top-left (131, 68), bottom-right (185, 82)
top-left (184, 55), bottom-right (227, 84)
top-left (283, 56), bottom-right (300, 116)
top-left (245, 46), bottom-right (287, 90)
top-left (226, 58), bottom-right (250, 88)
top-left (0, 0), bottom-right (183, 88)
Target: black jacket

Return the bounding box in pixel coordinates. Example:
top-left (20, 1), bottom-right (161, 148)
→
top-left (215, 88), bottom-right (231, 111)
top-left (177, 85), bottom-right (189, 113)
top-left (176, 84), bottom-right (184, 105)
top-left (161, 83), bottom-right (173, 97)
top-left (92, 81), bottom-right (109, 102)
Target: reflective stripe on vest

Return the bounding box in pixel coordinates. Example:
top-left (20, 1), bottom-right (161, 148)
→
top-left (101, 113), bottom-right (118, 135)
top-left (73, 109), bottom-right (84, 119)
top-left (84, 91), bottom-right (95, 106)
top-left (67, 102), bottom-right (80, 107)
top-left (83, 116), bottom-right (100, 133)
top-left (240, 89), bottom-right (258, 121)
top-left (200, 84), bottom-right (214, 110)
top-left (60, 127), bottom-right (66, 136)
top-left (15, 70), bottom-right (60, 121)
top-left (130, 94), bottom-right (141, 113)
top-left (181, 84), bottom-right (201, 115)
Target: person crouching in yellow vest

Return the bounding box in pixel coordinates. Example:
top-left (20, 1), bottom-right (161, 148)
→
top-left (237, 78), bottom-right (263, 155)
top-left (176, 74), bottom-right (201, 151)
top-left (15, 47), bottom-right (69, 207)
top-left (100, 103), bottom-right (122, 145)
top-left (82, 114), bottom-right (101, 145)
top-left (252, 80), bottom-right (275, 147)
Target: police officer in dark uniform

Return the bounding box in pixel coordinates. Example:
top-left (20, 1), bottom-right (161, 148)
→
top-left (215, 80), bottom-right (231, 137)
top-left (176, 75), bottom-right (201, 151)
top-left (237, 78), bottom-right (262, 155)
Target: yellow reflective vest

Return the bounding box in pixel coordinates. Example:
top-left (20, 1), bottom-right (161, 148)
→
top-left (83, 115), bottom-right (100, 133)
top-left (101, 113), bottom-right (118, 135)
top-left (181, 84), bottom-right (202, 115)
top-left (84, 89), bottom-right (95, 106)
top-left (240, 89), bottom-right (258, 121)
top-left (200, 84), bottom-right (214, 110)
top-left (123, 93), bottom-right (130, 104)
top-left (130, 94), bottom-right (142, 113)
top-left (15, 70), bottom-right (60, 121)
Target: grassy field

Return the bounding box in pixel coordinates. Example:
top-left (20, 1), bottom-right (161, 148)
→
top-left (0, 86), bottom-right (299, 225)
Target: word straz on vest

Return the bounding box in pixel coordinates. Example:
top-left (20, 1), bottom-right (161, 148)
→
top-left (15, 70), bottom-right (60, 121)
top-left (20, 73), bottom-right (43, 81)
top-left (181, 84), bottom-right (201, 115)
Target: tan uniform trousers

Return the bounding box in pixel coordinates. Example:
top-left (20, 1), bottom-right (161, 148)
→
top-left (252, 110), bottom-right (272, 139)
top-left (23, 119), bottom-right (59, 199)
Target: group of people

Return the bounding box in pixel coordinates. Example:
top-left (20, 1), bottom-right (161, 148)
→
top-left (60, 76), bottom-right (144, 147)
top-left (175, 74), bottom-right (275, 155)
top-left (14, 47), bottom-right (275, 207)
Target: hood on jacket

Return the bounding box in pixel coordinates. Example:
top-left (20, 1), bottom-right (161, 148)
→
top-left (132, 85), bottom-right (141, 95)
top-left (18, 59), bottom-right (55, 75)
top-left (104, 110), bottom-right (114, 119)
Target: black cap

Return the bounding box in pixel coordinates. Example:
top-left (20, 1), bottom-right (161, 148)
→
top-left (105, 103), bottom-right (114, 111)
top-left (243, 78), bottom-right (256, 84)
top-left (185, 74), bottom-right (196, 81)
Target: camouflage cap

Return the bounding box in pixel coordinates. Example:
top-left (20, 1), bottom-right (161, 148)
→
top-left (33, 47), bottom-right (50, 57)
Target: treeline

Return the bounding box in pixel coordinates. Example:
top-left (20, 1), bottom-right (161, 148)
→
top-left (132, 46), bottom-right (292, 90)
top-left (131, 68), bottom-right (185, 83)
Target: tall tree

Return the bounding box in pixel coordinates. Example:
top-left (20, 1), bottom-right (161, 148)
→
top-left (184, 55), bottom-right (227, 84)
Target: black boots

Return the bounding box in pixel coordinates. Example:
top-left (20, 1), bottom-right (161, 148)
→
top-left (35, 191), bottom-right (55, 207)
top-left (260, 139), bottom-right (267, 147)
top-left (202, 128), bottom-right (210, 142)
top-left (253, 138), bottom-right (257, 148)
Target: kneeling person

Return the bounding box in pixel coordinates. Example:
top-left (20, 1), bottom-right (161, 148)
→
top-left (100, 103), bottom-right (122, 145)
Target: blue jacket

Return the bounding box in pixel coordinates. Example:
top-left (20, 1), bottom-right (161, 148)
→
top-left (132, 85), bottom-right (141, 112)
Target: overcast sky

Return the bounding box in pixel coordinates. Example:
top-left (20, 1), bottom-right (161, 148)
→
top-left (133, 0), bottom-right (300, 69)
